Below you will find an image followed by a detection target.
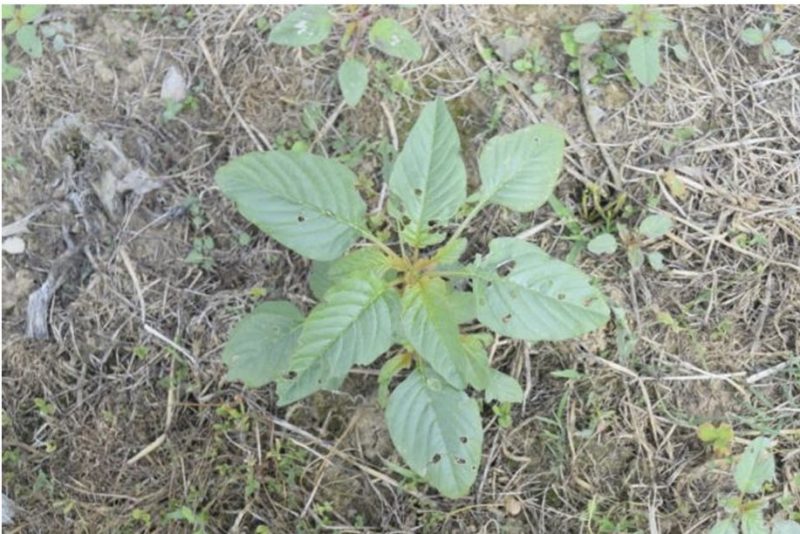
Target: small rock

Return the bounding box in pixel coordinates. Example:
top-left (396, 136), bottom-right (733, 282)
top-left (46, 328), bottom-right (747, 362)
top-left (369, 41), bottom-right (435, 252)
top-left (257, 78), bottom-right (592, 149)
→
top-left (2, 236), bottom-right (26, 254)
top-left (160, 65), bottom-right (187, 102)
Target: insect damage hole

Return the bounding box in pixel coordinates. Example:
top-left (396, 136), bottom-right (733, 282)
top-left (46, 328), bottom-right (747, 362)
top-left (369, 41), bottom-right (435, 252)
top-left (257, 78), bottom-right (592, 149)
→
top-left (431, 453), bottom-right (441, 464)
top-left (496, 260), bottom-right (516, 277)
top-left (459, 436), bottom-right (468, 444)
top-left (413, 188), bottom-right (423, 196)
top-left (456, 457), bottom-right (466, 465)
top-left (501, 313), bottom-right (512, 324)
top-left (297, 213), bottom-right (306, 222)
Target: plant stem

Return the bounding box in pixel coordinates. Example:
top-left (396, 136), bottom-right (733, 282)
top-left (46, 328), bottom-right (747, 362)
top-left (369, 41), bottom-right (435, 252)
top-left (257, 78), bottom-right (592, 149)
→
top-left (359, 228), bottom-right (399, 260)
top-left (445, 198), bottom-right (488, 248)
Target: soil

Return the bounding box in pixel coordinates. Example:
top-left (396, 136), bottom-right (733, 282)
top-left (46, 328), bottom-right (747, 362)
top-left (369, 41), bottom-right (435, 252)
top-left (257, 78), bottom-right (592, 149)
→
top-left (2, 5), bottom-right (799, 533)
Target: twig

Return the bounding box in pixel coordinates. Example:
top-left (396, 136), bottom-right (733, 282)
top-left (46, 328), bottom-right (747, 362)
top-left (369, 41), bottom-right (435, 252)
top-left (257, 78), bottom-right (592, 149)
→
top-left (25, 245), bottom-right (83, 339)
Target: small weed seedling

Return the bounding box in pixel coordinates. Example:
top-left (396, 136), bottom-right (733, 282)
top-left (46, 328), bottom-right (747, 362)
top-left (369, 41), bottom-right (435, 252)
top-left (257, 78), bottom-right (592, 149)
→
top-left (265, 6), bottom-right (422, 107)
top-left (700, 432), bottom-right (800, 534)
top-left (587, 213), bottom-right (672, 272)
top-left (740, 23), bottom-right (795, 61)
top-left (2, 4), bottom-right (46, 80)
top-left (215, 99), bottom-right (610, 498)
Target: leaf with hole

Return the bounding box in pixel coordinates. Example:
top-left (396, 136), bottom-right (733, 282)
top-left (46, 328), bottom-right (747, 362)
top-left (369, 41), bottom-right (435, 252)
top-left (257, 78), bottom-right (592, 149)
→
top-left (385, 370), bottom-right (482, 498)
top-left (215, 151), bottom-right (367, 261)
top-left (477, 124), bottom-right (564, 212)
top-left (338, 59), bottom-right (369, 107)
top-left (222, 301), bottom-right (303, 387)
top-left (473, 238), bottom-right (610, 341)
top-left (268, 6), bottom-right (333, 47)
top-left (389, 98), bottom-right (466, 247)
top-left (368, 18), bottom-right (423, 61)
top-left (628, 35), bottom-right (661, 86)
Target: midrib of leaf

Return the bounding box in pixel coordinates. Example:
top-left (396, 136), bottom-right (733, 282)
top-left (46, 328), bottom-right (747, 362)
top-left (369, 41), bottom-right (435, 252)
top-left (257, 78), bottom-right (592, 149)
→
top-left (290, 281), bottom-right (393, 373)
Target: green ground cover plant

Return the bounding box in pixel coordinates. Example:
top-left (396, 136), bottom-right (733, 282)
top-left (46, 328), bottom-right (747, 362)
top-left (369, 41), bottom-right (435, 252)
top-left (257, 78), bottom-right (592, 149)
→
top-left (265, 6), bottom-right (422, 107)
top-left (214, 98), bottom-right (610, 497)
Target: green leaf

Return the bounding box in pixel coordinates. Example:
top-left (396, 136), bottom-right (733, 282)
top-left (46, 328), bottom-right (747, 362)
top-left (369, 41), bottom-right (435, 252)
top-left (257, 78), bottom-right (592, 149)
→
top-left (337, 59), bottom-right (369, 107)
top-left (389, 99), bottom-right (466, 246)
top-left (638, 214), bottom-right (672, 239)
top-left (215, 151), bottom-right (367, 261)
top-left (587, 233), bottom-right (617, 255)
top-left (709, 518), bottom-right (738, 534)
top-left (628, 35), bottom-right (661, 86)
top-left (485, 369), bottom-right (523, 403)
top-left (449, 290), bottom-right (477, 325)
top-left (222, 301), bottom-right (303, 387)
top-left (378, 353), bottom-right (411, 407)
top-left (773, 520), bottom-right (800, 534)
top-left (741, 506), bottom-right (768, 534)
top-left (368, 18), bottom-right (423, 61)
top-left (734, 437), bottom-right (775, 494)
top-left (16, 24), bottom-right (42, 58)
top-left (627, 245), bottom-right (645, 270)
top-left (473, 237), bottom-right (610, 341)
top-left (550, 368), bottom-right (584, 380)
top-left (697, 422), bottom-right (734, 455)
top-left (477, 124), bottom-right (565, 212)
top-left (573, 22), bottom-right (602, 45)
top-left (673, 43), bottom-right (690, 62)
top-left (4, 18), bottom-right (21, 35)
top-left (772, 38), bottom-right (794, 56)
top-left (646, 251), bottom-right (665, 271)
top-left (401, 277), bottom-right (470, 389)
top-left (19, 5), bottom-right (46, 23)
top-left (3, 61), bottom-right (22, 81)
top-left (268, 6), bottom-right (333, 47)
top-left (385, 370), bottom-right (482, 498)
top-left (741, 27), bottom-right (765, 46)
top-left (433, 237), bottom-right (467, 267)
top-left (2, 5), bottom-right (15, 19)
top-left (460, 334), bottom-right (491, 390)
top-left (560, 31), bottom-right (579, 57)
top-left (277, 274), bottom-right (398, 405)
top-left (310, 246), bottom-right (393, 300)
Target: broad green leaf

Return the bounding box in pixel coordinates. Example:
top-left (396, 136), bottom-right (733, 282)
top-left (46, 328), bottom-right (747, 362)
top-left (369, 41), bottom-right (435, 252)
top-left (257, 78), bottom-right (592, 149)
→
top-left (19, 5), bottom-right (46, 23)
top-left (573, 22), bottom-right (602, 45)
top-left (741, 506), bottom-right (768, 534)
top-left (385, 370), bottom-right (482, 498)
top-left (268, 6), bottom-right (333, 47)
top-left (560, 31), bottom-right (579, 57)
top-left (697, 422), bottom-right (734, 455)
top-left (337, 59), bottom-right (369, 107)
top-left (473, 237), bottom-right (609, 341)
top-left (368, 18), bottom-right (423, 61)
top-left (587, 233), bottom-right (617, 255)
top-left (389, 99), bottom-right (466, 246)
top-left (709, 519), bottom-right (738, 534)
top-left (460, 334), bottom-right (491, 390)
top-left (16, 24), bottom-right (42, 58)
top-left (450, 290), bottom-right (477, 325)
top-left (734, 437), bottom-right (775, 494)
top-left (311, 246), bottom-right (393, 299)
top-left (643, 9), bottom-right (677, 34)
top-left (215, 151), bottom-right (367, 261)
top-left (2, 5), bottom-right (15, 19)
top-left (401, 277), bottom-right (470, 389)
top-left (740, 27), bottom-right (765, 46)
top-left (773, 520), bottom-right (800, 534)
top-left (277, 274), bottom-right (398, 405)
top-left (433, 237), bottom-right (467, 267)
top-left (772, 38), bottom-right (794, 56)
top-left (477, 124), bottom-right (565, 212)
top-left (485, 369), bottom-right (523, 403)
top-left (222, 301), bottom-right (303, 387)
top-left (638, 214), bottom-right (672, 238)
top-left (628, 35), bottom-right (661, 86)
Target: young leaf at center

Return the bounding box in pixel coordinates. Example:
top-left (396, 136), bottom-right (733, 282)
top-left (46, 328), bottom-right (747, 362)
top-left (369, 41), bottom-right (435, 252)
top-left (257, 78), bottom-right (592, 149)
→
top-left (338, 59), bottom-right (369, 107)
top-left (388, 98), bottom-right (466, 247)
top-left (628, 35), bottom-right (661, 86)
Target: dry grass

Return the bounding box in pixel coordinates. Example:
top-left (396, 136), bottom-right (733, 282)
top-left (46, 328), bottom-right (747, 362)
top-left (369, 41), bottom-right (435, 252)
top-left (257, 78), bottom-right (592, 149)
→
top-left (2, 5), bottom-right (799, 533)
